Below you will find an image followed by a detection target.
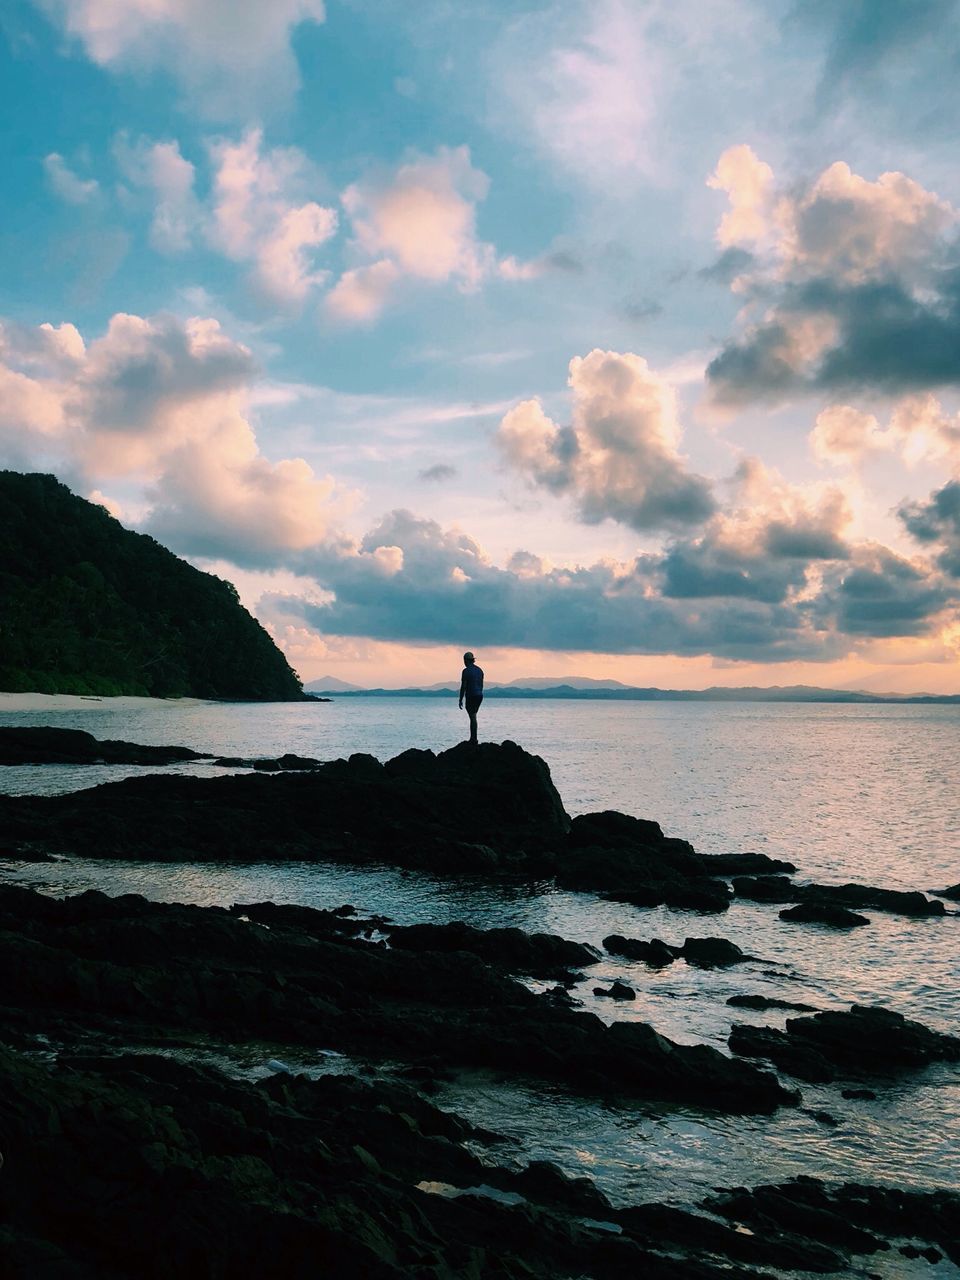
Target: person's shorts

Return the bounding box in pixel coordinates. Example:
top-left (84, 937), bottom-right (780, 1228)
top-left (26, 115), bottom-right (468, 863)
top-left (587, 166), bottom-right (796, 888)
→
top-left (465, 694), bottom-right (483, 714)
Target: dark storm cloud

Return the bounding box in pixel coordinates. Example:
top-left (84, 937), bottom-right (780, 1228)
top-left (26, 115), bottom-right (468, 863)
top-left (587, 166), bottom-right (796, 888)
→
top-left (900, 481), bottom-right (960, 575)
top-left (812, 546), bottom-right (955, 638)
top-left (707, 273), bottom-right (960, 404)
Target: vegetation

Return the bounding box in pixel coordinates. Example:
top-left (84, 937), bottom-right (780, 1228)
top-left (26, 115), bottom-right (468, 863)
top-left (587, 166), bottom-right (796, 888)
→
top-left (0, 472), bottom-right (304, 699)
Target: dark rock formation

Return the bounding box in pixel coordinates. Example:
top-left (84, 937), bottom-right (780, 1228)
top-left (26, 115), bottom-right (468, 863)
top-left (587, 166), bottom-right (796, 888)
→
top-left (593, 981), bottom-right (636, 1000)
top-left (603, 934), bottom-right (754, 970)
top-left (603, 935), bottom-right (678, 967)
top-left (699, 852), bottom-right (797, 875)
top-left (726, 995), bottom-right (818, 1013)
top-left (0, 741), bottom-right (570, 865)
top-left (778, 903), bottom-right (870, 928)
top-left (733, 874), bottom-right (945, 918)
top-left (932, 883), bottom-right (960, 901)
top-left (680, 937), bottom-right (752, 968)
top-left (703, 1178), bottom-right (960, 1267)
top-left (0, 725), bottom-right (209, 766)
top-left (0, 885), bottom-right (794, 1115)
top-left (730, 1004), bottom-right (960, 1082)
top-left (386, 921), bottom-right (599, 978)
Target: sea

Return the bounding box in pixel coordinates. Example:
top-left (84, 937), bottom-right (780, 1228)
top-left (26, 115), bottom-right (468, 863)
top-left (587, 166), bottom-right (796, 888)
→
top-left (2, 695), bottom-right (959, 1277)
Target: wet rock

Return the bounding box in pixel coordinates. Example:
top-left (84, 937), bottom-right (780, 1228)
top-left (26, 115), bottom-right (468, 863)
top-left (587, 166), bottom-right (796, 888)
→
top-left (932, 883), bottom-right (960, 901)
top-left (726, 995), bottom-right (817, 1013)
top-left (0, 885), bottom-right (794, 1114)
top-left (703, 1178), bottom-right (960, 1269)
top-left (731, 875), bottom-right (797, 903)
top-left (680, 937), bottom-right (752, 968)
top-left (779, 903), bottom-right (870, 928)
top-left (841, 1088), bottom-right (877, 1100)
top-left (728, 1024), bottom-right (836, 1083)
top-left (733, 874), bottom-right (945, 918)
top-left (699, 852), bottom-right (797, 875)
top-left (0, 725), bottom-right (209, 766)
top-left (731, 1004), bottom-right (960, 1082)
top-left (593, 981), bottom-right (636, 1000)
top-left (387, 921), bottom-right (600, 978)
top-left (805, 1109), bottom-right (840, 1127)
top-left (603, 935), bottom-right (678, 968)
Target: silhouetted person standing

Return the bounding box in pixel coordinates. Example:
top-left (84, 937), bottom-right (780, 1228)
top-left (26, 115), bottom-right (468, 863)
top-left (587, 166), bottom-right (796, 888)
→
top-left (459, 651), bottom-right (484, 745)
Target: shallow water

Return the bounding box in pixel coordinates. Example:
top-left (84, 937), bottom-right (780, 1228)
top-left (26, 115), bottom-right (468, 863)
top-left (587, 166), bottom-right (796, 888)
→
top-left (2, 696), bottom-right (960, 1272)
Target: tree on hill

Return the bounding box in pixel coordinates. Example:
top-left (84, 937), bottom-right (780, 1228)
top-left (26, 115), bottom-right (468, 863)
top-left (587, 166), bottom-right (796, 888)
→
top-left (0, 472), bottom-right (304, 700)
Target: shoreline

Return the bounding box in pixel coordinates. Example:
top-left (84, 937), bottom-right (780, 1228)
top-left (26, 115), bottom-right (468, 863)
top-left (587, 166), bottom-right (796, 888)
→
top-left (2, 735), bottom-right (959, 1276)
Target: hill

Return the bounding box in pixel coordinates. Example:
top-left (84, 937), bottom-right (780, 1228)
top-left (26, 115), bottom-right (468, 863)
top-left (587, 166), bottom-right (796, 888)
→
top-left (328, 682), bottom-right (960, 704)
top-left (0, 472), bottom-right (304, 700)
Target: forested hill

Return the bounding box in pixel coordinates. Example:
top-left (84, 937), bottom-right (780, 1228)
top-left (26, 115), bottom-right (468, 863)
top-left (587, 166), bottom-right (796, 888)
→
top-left (0, 472), bottom-right (304, 700)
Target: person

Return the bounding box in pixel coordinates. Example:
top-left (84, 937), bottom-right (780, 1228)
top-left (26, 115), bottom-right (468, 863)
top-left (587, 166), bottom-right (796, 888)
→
top-left (458, 651), bottom-right (484, 744)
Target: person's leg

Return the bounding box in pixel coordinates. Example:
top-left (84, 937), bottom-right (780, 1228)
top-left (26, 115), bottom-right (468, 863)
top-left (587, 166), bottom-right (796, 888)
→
top-left (466, 694), bottom-right (482, 743)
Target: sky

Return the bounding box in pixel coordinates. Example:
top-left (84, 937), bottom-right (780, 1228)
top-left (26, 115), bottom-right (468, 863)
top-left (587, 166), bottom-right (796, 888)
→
top-left (3, 0), bottom-right (960, 691)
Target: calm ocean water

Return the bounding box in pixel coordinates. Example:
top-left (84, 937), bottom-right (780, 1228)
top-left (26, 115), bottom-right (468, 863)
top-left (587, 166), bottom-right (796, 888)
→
top-left (3, 696), bottom-right (960, 1273)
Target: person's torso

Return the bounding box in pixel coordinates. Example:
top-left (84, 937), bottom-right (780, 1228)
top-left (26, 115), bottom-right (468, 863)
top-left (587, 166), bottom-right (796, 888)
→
top-left (462, 665), bottom-right (484, 696)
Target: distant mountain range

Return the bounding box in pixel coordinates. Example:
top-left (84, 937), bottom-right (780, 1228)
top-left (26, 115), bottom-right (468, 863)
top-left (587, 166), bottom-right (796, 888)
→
top-left (305, 677), bottom-right (960, 704)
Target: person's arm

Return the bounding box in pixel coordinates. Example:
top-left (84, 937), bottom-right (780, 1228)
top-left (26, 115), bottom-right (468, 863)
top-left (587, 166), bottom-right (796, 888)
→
top-left (458, 670), bottom-right (466, 708)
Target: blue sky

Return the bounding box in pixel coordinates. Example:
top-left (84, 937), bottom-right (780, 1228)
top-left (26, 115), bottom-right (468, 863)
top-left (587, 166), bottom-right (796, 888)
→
top-left (3, 0), bottom-right (960, 689)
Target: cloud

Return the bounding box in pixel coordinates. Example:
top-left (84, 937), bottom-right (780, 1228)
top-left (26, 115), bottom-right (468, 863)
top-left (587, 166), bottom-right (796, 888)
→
top-left (495, 1), bottom-right (658, 189)
top-left (209, 130), bottom-right (337, 304)
top-left (43, 152), bottom-right (99, 204)
top-left (658, 457), bottom-right (852, 604)
top-left (810, 394), bottom-right (960, 468)
top-left (900, 480), bottom-right (960, 576)
top-left (265, 508), bottom-right (848, 663)
top-left (325, 147), bottom-right (500, 323)
top-left (812, 544), bottom-right (955, 637)
top-left (705, 149), bottom-right (960, 403)
top-left (0, 311), bottom-right (345, 569)
top-left (418, 463), bottom-right (458, 483)
top-left (36, 0), bottom-right (326, 118)
top-left (115, 135), bottom-right (199, 253)
top-left (496, 349), bottom-right (715, 532)
top-left (324, 260), bottom-right (399, 325)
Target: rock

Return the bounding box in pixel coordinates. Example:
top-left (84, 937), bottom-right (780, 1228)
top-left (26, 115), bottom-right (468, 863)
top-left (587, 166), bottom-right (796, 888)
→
top-left (0, 885), bottom-right (795, 1114)
top-left (726, 995), bottom-right (817, 1012)
top-left (0, 725), bottom-right (209, 766)
top-left (680, 937), bottom-right (751, 968)
top-left (931, 883), bottom-right (960, 901)
top-left (731, 1004), bottom-right (960, 1082)
top-left (841, 1088), bottom-right (877, 1100)
top-left (805, 1109), bottom-right (840, 1127)
top-left (0, 740), bottom-right (571, 867)
top-left (779, 903), bottom-right (870, 928)
top-left (387, 921), bottom-right (600, 977)
top-left (603, 935), bottom-right (678, 968)
top-left (731, 875), bottom-right (797, 903)
top-left (728, 1024), bottom-right (836, 1083)
top-left (593, 981), bottom-right (636, 1000)
top-left (699, 852), bottom-right (797, 875)
top-left (733, 873), bottom-right (945, 918)
top-left (703, 1178), bottom-right (960, 1269)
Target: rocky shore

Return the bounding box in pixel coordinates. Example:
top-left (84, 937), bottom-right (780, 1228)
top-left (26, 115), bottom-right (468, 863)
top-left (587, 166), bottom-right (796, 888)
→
top-left (1, 735), bottom-right (957, 1276)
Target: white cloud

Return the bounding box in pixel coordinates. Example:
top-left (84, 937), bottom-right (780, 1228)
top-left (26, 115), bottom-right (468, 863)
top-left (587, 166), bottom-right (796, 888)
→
top-left (811, 395), bottom-right (960, 470)
top-left (209, 129), bottom-right (337, 304)
top-left (115, 135), bottom-right (199, 253)
top-left (325, 260), bottom-right (400, 325)
top-left (37, 0), bottom-right (326, 118)
top-left (707, 144), bottom-right (776, 250)
top-left (43, 152), bottom-right (99, 204)
top-left (0, 311), bottom-right (347, 569)
top-left (327, 146), bottom-right (507, 324)
top-left (497, 349), bottom-right (716, 532)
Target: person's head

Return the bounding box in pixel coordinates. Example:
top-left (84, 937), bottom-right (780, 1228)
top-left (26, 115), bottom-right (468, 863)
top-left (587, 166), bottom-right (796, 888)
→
top-left (463, 651), bottom-right (475, 665)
